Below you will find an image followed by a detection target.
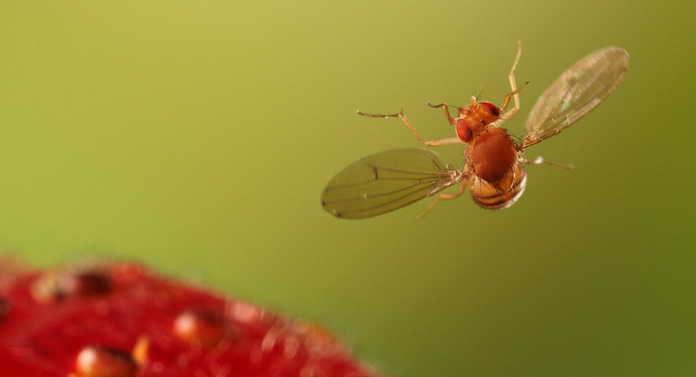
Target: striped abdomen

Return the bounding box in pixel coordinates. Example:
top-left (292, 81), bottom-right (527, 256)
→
top-left (468, 162), bottom-right (527, 209)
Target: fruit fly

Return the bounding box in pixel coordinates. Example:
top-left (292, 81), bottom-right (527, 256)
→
top-left (321, 42), bottom-right (629, 219)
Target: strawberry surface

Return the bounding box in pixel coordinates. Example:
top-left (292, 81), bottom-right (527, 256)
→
top-left (0, 260), bottom-right (382, 377)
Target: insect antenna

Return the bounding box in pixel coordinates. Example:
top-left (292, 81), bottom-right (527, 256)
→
top-left (474, 87), bottom-right (484, 101)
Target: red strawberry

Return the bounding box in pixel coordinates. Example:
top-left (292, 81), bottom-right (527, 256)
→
top-left (0, 259), bottom-right (383, 377)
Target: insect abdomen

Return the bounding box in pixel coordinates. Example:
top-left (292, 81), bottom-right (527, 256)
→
top-left (468, 162), bottom-right (527, 209)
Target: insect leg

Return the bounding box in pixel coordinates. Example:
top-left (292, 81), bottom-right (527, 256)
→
top-left (356, 110), bottom-right (464, 147)
top-left (427, 102), bottom-right (460, 125)
top-left (416, 181), bottom-right (467, 219)
top-left (520, 156), bottom-right (574, 169)
top-left (498, 41), bottom-right (526, 123)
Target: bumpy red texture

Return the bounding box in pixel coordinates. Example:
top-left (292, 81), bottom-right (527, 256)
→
top-left (0, 260), bottom-right (382, 377)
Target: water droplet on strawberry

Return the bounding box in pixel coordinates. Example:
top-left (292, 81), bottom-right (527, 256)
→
top-left (31, 269), bottom-right (111, 303)
top-left (173, 308), bottom-right (230, 348)
top-left (74, 345), bottom-right (137, 377)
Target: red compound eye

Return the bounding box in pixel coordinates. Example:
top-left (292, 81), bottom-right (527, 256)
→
top-left (479, 101), bottom-right (501, 117)
top-left (456, 118), bottom-right (473, 142)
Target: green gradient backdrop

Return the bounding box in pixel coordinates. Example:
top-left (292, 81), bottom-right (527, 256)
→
top-left (1, 1), bottom-right (694, 376)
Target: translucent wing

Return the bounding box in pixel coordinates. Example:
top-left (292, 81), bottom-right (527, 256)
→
top-left (321, 148), bottom-right (462, 219)
top-left (521, 47), bottom-right (629, 148)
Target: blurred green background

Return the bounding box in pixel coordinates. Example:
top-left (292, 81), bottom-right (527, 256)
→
top-left (1, 1), bottom-right (694, 376)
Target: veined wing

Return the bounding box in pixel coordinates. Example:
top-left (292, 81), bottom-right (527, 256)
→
top-left (522, 47), bottom-right (629, 148)
top-left (321, 148), bottom-right (463, 219)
